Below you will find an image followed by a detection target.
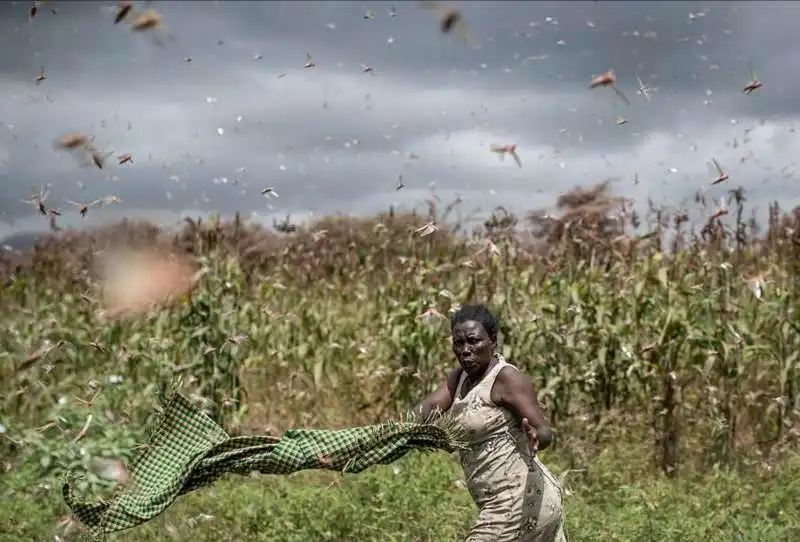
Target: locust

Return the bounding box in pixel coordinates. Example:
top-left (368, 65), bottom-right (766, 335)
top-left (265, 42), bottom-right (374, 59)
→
top-left (35, 66), bottom-right (46, 85)
top-left (490, 144), bottom-right (522, 168)
top-left (93, 150), bottom-right (111, 169)
top-left (261, 187), bottom-right (279, 198)
top-left (589, 70), bottom-right (630, 105)
top-left (89, 457), bottom-right (133, 487)
top-left (48, 211), bottom-right (61, 232)
top-left (48, 206), bottom-right (63, 232)
top-left (414, 221), bottom-right (439, 237)
top-left (710, 196), bottom-right (729, 220)
top-left (419, 306), bottom-right (445, 324)
top-left (19, 340), bottom-right (62, 369)
top-left (708, 158), bottom-right (729, 185)
top-left (29, 0), bottom-right (40, 22)
top-left (303, 53), bottom-right (317, 69)
top-left (635, 75), bottom-right (655, 102)
top-left (131, 9), bottom-right (162, 31)
top-left (743, 66), bottom-right (762, 95)
top-left (419, 1), bottom-right (470, 42)
top-left (56, 133), bottom-right (101, 168)
top-left (117, 153), bottom-right (134, 165)
top-left (82, 148), bottom-right (114, 170)
top-left (73, 389), bottom-right (102, 408)
top-left (56, 132), bottom-right (93, 152)
top-left (114, 1), bottom-right (134, 24)
top-left (20, 185), bottom-right (51, 216)
top-left (128, 8), bottom-right (174, 47)
top-left (746, 274), bottom-right (767, 299)
top-left (66, 199), bottom-right (103, 218)
top-left (101, 195), bottom-right (122, 205)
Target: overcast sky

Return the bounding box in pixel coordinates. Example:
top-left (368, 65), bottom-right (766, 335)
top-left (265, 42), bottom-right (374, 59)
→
top-left (0, 1), bottom-right (798, 241)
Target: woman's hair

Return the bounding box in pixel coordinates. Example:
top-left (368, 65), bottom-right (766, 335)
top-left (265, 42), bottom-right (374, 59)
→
top-left (450, 304), bottom-right (499, 343)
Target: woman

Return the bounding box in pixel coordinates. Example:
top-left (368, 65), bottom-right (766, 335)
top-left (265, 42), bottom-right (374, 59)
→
top-left (414, 304), bottom-right (566, 542)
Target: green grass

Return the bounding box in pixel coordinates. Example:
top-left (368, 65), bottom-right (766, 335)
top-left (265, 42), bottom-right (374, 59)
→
top-left (2, 449), bottom-right (799, 541)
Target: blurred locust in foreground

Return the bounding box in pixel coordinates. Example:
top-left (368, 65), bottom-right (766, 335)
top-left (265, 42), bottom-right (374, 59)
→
top-left (95, 247), bottom-right (208, 320)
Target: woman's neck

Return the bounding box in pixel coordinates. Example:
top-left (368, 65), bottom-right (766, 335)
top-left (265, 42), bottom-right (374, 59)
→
top-left (465, 354), bottom-right (498, 383)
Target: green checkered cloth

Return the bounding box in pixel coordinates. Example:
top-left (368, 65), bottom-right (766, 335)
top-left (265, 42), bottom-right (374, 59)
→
top-left (62, 388), bottom-right (465, 536)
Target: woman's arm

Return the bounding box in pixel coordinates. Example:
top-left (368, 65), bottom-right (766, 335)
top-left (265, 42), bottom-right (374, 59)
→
top-left (494, 367), bottom-right (553, 451)
top-left (412, 367), bottom-right (462, 422)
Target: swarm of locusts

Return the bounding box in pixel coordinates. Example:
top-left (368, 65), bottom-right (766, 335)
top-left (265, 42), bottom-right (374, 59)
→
top-left (15, 132), bottom-right (128, 230)
top-left (55, 132), bottom-right (133, 172)
top-left (55, 132), bottom-right (109, 170)
top-left (5, 7), bottom-right (797, 541)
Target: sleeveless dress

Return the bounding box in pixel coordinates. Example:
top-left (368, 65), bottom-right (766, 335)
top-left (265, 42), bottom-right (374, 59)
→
top-left (449, 356), bottom-right (566, 542)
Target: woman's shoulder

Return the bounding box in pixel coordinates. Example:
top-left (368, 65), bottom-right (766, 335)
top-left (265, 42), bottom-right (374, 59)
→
top-left (445, 365), bottom-right (464, 387)
top-left (496, 356), bottom-right (522, 372)
top-left (445, 365), bottom-right (464, 377)
top-left (447, 365), bottom-right (464, 380)
top-left (494, 361), bottom-right (528, 385)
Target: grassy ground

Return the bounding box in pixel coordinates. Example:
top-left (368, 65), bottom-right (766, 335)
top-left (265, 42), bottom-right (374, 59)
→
top-left (2, 444), bottom-right (800, 541)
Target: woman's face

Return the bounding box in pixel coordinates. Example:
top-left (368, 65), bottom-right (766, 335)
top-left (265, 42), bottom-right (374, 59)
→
top-left (451, 319), bottom-right (494, 376)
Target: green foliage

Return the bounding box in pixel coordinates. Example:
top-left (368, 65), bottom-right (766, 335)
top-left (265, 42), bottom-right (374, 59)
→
top-left (1, 196), bottom-right (799, 539)
top-left (5, 386), bottom-right (144, 499)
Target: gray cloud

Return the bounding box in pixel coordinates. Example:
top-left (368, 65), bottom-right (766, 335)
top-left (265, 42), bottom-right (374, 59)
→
top-left (1, 1), bottom-right (799, 244)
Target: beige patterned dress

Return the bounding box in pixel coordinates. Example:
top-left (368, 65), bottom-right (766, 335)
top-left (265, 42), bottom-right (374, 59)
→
top-left (450, 356), bottom-right (566, 542)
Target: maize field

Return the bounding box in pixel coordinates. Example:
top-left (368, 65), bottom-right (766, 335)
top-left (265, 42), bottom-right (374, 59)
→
top-left (1, 184), bottom-right (799, 541)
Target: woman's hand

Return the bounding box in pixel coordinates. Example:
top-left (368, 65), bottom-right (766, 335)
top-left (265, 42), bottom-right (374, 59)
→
top-left (522, 418), bottom-right (539, 454)
top-left (495, 367), bottom-right (553, 451)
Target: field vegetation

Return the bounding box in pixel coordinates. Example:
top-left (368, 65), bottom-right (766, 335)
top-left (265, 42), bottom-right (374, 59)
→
top-left (1, 183), bottom-right (800, 541)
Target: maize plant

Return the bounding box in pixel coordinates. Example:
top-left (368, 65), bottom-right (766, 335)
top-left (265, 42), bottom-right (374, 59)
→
top-left (1, 185), bottom-right (800, 485)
